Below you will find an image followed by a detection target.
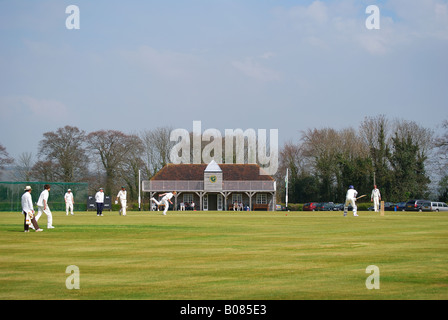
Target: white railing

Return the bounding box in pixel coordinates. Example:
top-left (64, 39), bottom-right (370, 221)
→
top-left (223, 181), bottom-right (275, 191)
top-left (142, 180), bottom-right (204, 192)
top-left (142, 180), bottom-right (275, 192)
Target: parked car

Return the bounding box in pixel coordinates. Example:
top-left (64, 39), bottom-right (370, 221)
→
top-left (405, 199), bottom-right (429, 212)
top-left (420, 201), bottom-right (432, 212)
top-left (333, 203), bottom-right (344, 211)
top-left (316, 202), bottom-right (335, 211)
top-left (333, 203), bottom-right (354, 211)
top-left (368, 202), bottom-right (395, 211)
top-left (429, 202), bottom-right (448, 212)
top-left (395, 202), bottom-right (407, 211)
top-left (303, 202), bottom-right (319, 211)
top-left (385, 202), bottom-right (396, 211)
top-left (276, 204), bottom-right (290, 211)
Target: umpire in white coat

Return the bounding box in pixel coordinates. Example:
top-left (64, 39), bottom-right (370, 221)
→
top-left (22, 186), bottom-right (42, 232)
top-left (371, 185), bottom-right (381, 212)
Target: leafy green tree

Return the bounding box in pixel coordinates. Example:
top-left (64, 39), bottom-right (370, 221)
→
top-left (388, 130), bottom-right (430, 201)
top-left (437, 175), bottom-right (448, 202)
top-left (293, 174), bottom-right (320, 203)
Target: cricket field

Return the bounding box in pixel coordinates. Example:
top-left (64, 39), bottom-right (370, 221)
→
top-left (0, 210), bottom-right (447, 300)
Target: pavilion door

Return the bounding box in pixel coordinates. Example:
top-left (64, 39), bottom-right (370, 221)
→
top-left (208, 194), bottom-right (217, 211)
top-left (217, 194), bottom-right (223, 211)
top-left (203, 194), bottom-right (208, 211)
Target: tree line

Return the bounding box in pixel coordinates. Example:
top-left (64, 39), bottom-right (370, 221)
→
top-left (0, 126), bottom-right (174, 200)
top-left (275, 115), bottom-right (448, 203)
top-left (1, 115), bottom-right (447, 203)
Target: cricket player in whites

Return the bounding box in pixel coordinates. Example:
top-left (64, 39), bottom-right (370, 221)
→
top-left (116, 186), bottom-right (127, 216)
top-left (151, 191), bottom-right (177, 215)
top-left (344, 185), bottom-right (359, 217)
top-left (65, 189), bottom-right (75, 215)
top-left (36, 184), bottom-right (55, 228)
top-left (371, 185), bottom-right (381, 212)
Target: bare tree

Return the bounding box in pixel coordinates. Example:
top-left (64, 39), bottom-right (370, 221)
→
top-left (435, 120), bottom-right (448, 150)
top-left (434, 120), bottom-right (448, 201)
top-left (119, 134), bottom-right (145, 200)
top-left (394, 119), bottom-right (434, 157)
top-left (360, 115), bottom-right (391, 151)
top-left (301, 127), bottom-right (342, 200)
top-left (140, 126), bottom-right (174, 179)
top-left (11, 152), bottom-right (34, 181)
top-left (276, 140), bottom-right (319, 203)
top-left (38, 126), bottom-right (89, 182)
top-left (31, 160), bottom-right (60, 182)
top-left (359, 115), bottom-right (391, 188)
top-left (87, 130), bottom-right (138, 195)
top-left (299, 126), bottom-right (373, 201)
top-left (0, 143), bottom-right (14, 179)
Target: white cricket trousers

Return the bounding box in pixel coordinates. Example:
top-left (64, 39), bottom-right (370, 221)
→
top-left (373, 197), bottom-right (380, 212)
top-left (36, 205), bottom-right (53, 227)
top-left (66, 202), bottom-right (74, 215)
top-left (152, 198), bottom-right (169, 215)
top-left (120, 200), bottom-right (127, 216)
top-left (344, 198), bottom-right (357, 215)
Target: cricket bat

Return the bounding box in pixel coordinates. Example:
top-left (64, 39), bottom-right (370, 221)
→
top-left (356, 194), bottom-right (367, 200)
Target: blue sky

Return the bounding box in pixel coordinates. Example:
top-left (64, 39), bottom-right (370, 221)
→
top-left (1, 0), bottom-right (448, 159)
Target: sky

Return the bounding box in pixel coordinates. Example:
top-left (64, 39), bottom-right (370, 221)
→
top-left (1, 0), bottom-right (448, 161)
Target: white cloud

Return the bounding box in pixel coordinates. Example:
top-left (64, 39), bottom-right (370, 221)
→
top-left (357, 33), bottom-right (389, 55)
top-left (285, 0), bottom-right (329, 26)
top-left (0, 96), bottom-right (68, 120)
top-left (273, 0), bottom-right (448, 56)
top-left (260, 52), bottom-right (275, 59)
top-left (231, 57), bottom-right (280, 82)
top-left (120, 45), bottom-right (202, 80)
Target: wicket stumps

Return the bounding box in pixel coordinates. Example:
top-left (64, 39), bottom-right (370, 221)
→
top-left (380, 201), bottom-right (385, 216)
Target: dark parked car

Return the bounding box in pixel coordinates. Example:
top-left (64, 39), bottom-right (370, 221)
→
top-left (384, 202), bottom-right (396, 211)
top-left (368, 202), bottom-right (395, 211)
top-left (332, 203), bottom-right (354, 211)
top-left (405, 199), bottom-right (429, 212)
top-left (303, 202), bottom-right (319, 211)
top-left (333, 203), bottom-right (344, 211)
top-left (395, 202), bottom-right (407, 211)
top-left (316, 202), bottom-right (335, 211)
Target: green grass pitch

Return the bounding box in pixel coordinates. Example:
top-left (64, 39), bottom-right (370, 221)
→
top-left (0, 210), bottom-right (447, 300)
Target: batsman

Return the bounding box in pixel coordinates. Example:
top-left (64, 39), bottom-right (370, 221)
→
top-left (343, 185), bottom-right (359, 217)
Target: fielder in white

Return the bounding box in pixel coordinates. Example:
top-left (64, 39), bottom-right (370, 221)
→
top-left (116, 186), bottom-right (127, 216)
top-left (64, 189), bottom-right (75, 215)
top-left (151, 191), bottom-right (177, 215)
top-left (36, 184), bottom-right (55, 228)
top-left (371, 185), bottom-right (381, 213)
top-left (343, 185), bottom-right (359, 217)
